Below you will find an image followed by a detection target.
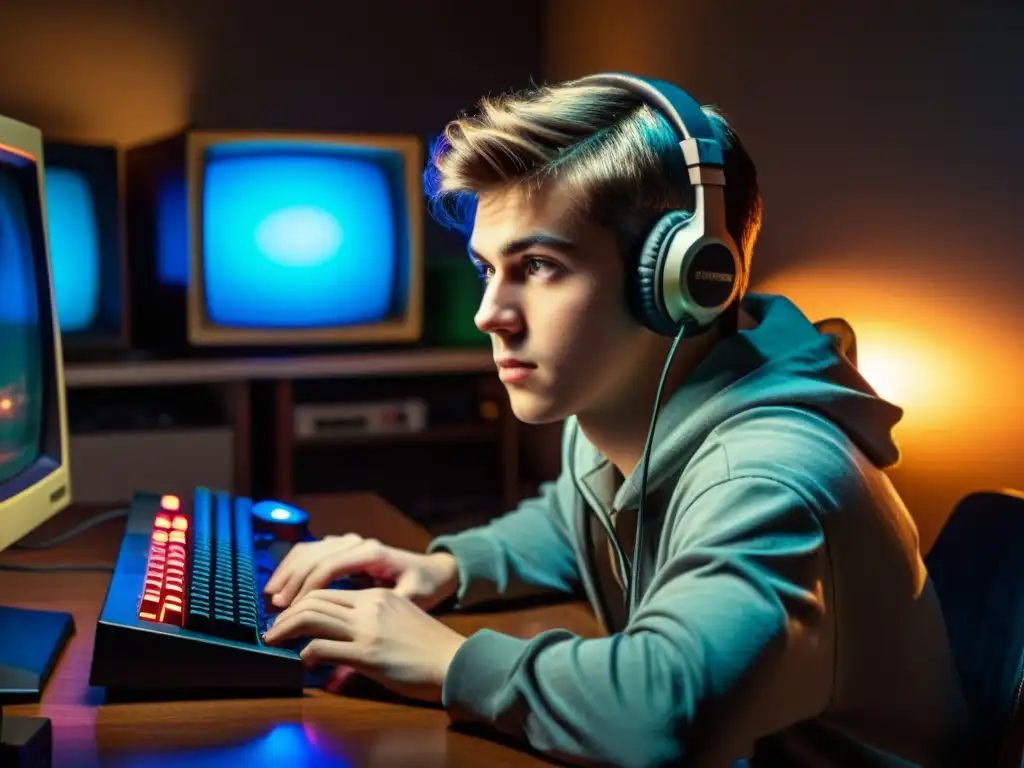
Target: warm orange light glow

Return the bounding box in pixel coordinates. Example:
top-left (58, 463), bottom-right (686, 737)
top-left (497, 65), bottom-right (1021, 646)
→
top-left (753, 264), bottom-right (1023, 551)
top-left (753, 268), bottom-right (1020, 443)
top-left (160, 495), bottom-right (181, 512)
top-left (0, 397), bottom-right (12, 412)
top-left (0, 7), bottom-right (194, 145)
top-left (842, 319), bottom-right (972, 430)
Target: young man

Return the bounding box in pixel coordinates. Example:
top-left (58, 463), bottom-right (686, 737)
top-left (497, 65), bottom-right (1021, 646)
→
top-left (263, 74), bottom-right (971, 766)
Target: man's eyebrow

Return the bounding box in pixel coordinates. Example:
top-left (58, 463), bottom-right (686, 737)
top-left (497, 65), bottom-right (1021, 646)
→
top-left (467, 233), bottom-right (577, 262)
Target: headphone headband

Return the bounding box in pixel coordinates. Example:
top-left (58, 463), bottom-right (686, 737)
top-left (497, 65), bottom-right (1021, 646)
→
top-left (573, 72), bottom-right (726, 183)
top-left (574, 73), bottom-right (713, 140)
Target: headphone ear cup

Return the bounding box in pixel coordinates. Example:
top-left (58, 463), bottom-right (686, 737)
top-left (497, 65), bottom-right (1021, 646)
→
top-left (634, 210), bottom-right (694, 337)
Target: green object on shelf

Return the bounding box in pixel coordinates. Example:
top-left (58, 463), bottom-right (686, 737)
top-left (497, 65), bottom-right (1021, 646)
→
top-left (423, 257), bottom-right (489, 347)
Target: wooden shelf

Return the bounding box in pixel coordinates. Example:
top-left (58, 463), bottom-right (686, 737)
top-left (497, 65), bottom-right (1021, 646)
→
top-left (275, 375), bottom-right (519, 512)
top-left (61, 348), bottom-right (519, 516)
top-left (65, 348), bottom-right (493, 388)
top-left (292, 423), bottom-right (500, 447)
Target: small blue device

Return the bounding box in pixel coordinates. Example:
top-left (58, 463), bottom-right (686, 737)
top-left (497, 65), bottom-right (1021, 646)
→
top-left (251, 500), bottom-right (309, 528)
top-left (252, 500), bottom-right (310, 544)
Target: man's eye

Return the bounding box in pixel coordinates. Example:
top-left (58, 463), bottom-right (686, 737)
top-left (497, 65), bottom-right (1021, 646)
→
top-left (526, 258), bottom-right (557, 276)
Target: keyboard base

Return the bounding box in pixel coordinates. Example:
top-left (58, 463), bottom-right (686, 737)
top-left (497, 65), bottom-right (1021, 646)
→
top-left (89, 492), bottom-right (305, 697)
top-left (91, 620), bottom-right (305, 694)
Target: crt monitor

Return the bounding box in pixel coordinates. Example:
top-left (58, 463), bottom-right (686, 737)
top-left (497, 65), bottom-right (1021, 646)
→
top-left (42, 141), bottom-right (128, 354)
top-left (0, 114), bottom-right (75, 703)
top-left (130, 130), bottom-right (424, 348)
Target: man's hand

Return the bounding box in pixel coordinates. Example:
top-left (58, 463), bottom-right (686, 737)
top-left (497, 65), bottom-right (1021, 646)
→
top-left (262, 587), bottom-right (468, 703)
top-left (264, 534), bottom-right (460, 612)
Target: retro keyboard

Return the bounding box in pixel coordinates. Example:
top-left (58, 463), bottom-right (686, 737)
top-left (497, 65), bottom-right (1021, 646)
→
top-left (89, 488), bottom-right (368, 695)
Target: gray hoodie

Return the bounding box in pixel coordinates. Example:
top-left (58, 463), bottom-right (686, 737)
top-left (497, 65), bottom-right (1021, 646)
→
top-left (429, 293), bottom-right (971, 767)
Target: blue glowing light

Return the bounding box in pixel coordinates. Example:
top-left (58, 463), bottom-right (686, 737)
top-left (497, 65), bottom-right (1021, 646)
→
top-left (157, 174), bottom-right (188, 287)
top-left (252, 500), bottom-right (308, 527)
top-left (201, 146), bottom-right (400, 329)
top-left (255, 205), bottom-right (343, 267)
top-left (105, 722), bottom-right (352, 768)
top-left (43, 167), bottom-right (101, 332)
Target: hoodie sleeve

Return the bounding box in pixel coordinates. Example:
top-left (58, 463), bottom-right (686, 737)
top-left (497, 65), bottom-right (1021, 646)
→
top-left (425, 423), bottom-right (581, 608)
top-left (426, 472), bottom-right (581, 608)
top-left (440, 477), bottom-right (834, 768)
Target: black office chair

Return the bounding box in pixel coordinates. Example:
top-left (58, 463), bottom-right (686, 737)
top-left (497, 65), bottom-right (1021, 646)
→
top-left (925, 490), bottom-right (1024, 767)
top-left (813, 317), bottom-right (858, 368)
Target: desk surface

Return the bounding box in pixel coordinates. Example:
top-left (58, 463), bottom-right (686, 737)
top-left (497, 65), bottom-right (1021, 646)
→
top-left (1, 493), bottom-right (602, 767)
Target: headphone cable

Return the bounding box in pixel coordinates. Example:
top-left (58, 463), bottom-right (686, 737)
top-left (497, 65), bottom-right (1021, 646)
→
top-left (628, 324), bottom-right (687, 617)
top-left (627, 303), bottom-right (742, 617)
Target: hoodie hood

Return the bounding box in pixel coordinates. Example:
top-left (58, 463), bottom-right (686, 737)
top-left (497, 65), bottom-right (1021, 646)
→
top-left (614, 293), bottom-right (904, 509)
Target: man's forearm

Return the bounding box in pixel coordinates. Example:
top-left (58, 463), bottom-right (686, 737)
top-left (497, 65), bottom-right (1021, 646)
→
top-left (426, 479), bottom-right (580, 608)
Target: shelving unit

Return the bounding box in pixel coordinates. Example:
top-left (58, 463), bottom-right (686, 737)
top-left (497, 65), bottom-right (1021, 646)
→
top-left (63, 349), bottom-right (518, 517)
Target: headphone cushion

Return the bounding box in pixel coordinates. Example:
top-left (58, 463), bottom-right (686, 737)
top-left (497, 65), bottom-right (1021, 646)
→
top-left (635, 211), bottom-right (692, 336)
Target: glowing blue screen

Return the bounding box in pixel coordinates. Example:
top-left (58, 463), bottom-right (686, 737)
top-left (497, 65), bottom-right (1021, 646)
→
top-left (0, 163), bottom-right (45, 484)
top-left (201, 144), bottom-right (402, 329)
top-left (43, 167), bottom-right (101, 333)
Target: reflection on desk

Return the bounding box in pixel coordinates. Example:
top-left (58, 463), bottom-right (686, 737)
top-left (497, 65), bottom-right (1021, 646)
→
top-left (1, 492), bottom-right (602, 767)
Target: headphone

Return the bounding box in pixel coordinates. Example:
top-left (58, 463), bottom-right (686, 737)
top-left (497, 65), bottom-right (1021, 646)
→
top-left (570, 73), bottom-right (746, 619)
top-left (573, 72), bottom-right (744, 338)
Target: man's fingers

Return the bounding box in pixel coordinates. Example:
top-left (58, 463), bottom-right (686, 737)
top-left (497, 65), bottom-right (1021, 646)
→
top-left (274, 596), bottom-right (356, 627)
top-left (265, 540), bottom-right (323, 597)
top-left (292, 555), bottom-right (366, 603)
top-left (291, 543), bottom-right (386, 603)
top-left (263, 549), bottom-right (298, 595)
top-left (299, 588), bottom-right (360, 607)
top-left (264, 600), bottom-right (353, 644)
top-left (391, 572), bottom-right (426, 600)
top-left (301, 638), bottom-right (361, 669)
top-left (265, 534), bottom-right (364, 596)
top-left (271, 557), bottom-right (324, 608)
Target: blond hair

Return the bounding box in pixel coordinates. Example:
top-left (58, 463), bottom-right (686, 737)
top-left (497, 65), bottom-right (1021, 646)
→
top-left (423, 79), bottom-right (763, 289)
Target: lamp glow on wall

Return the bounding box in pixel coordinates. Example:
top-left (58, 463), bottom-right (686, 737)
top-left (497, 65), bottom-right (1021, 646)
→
top-left (754, 263), bottom-right (1023, 550)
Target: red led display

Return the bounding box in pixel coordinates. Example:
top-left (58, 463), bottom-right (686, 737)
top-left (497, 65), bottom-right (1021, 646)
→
top-left (138, 512), bottom-right (189, 626)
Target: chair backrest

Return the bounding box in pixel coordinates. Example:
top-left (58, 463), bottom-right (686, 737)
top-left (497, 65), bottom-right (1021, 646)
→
top-left (813, 317), bottom-right (858, 368)
top-left (925, 490), bottom-right (1024, 767)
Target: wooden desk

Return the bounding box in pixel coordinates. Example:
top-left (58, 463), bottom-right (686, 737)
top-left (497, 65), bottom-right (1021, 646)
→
top-left (1, 494), bottom-right (603, 767)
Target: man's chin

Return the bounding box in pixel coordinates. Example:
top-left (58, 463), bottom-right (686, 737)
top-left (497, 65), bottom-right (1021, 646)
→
top-left (506, 391), bottom-right (566, 425)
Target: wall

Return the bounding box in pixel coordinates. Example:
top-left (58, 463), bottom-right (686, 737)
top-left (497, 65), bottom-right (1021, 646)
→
top-left (0, 0), bottom-right (545, 260)
top-left (544, 0), bottom-right (1024, 551)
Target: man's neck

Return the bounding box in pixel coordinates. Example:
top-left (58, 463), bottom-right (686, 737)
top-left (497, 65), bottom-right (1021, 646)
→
top-left (576, 309), bottom-right (757, 481)
top-left (576, 331), bottom-right (717, 480)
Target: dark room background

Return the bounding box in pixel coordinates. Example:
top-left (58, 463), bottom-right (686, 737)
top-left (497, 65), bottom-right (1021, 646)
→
top-left (1, 0), bottom-right (1020, 552)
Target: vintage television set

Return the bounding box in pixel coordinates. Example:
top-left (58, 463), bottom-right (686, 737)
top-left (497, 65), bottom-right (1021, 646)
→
top-left (126, 130), bottom-right (423, 351)
top-left (0, 113), bottom-right (75, 760)
top-left (42, 140), bottom-right (128, 357)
